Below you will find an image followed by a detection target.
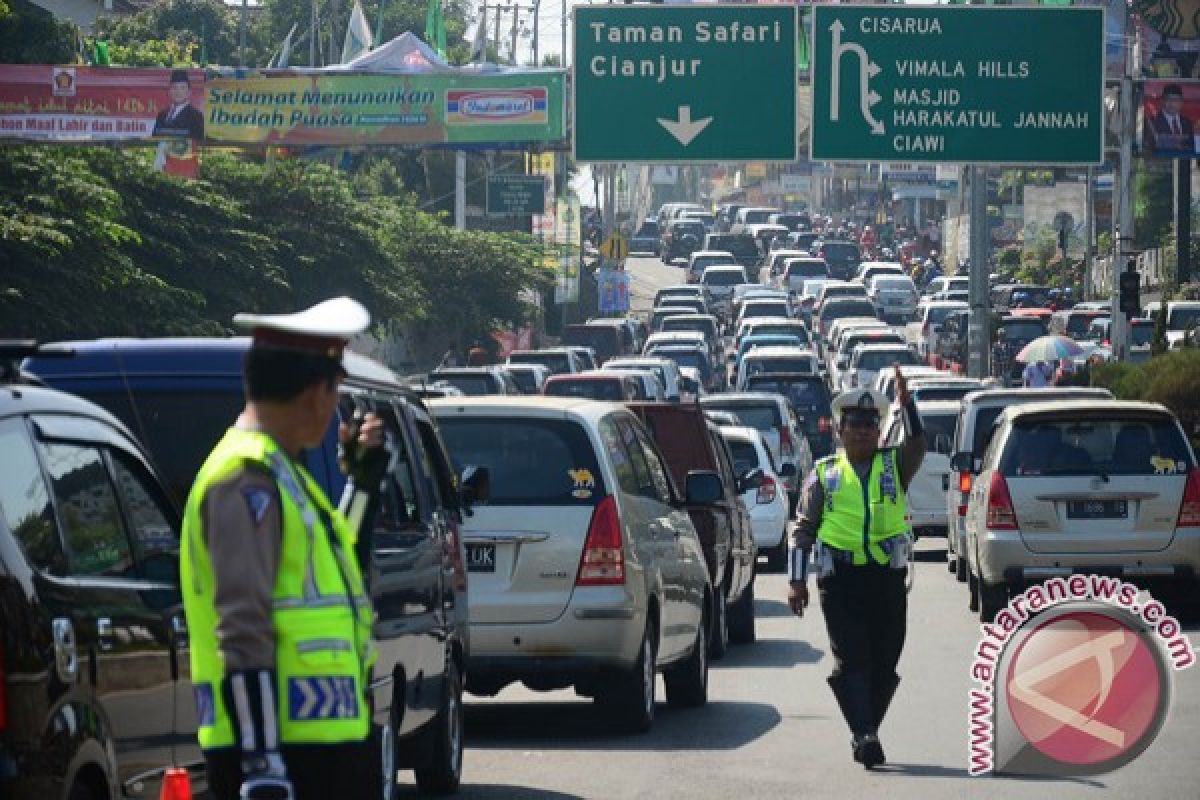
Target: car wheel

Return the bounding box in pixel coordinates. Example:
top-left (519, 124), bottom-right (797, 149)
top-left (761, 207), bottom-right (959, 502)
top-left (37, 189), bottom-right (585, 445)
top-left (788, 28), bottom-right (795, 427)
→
top-left (413, 659), bottom-right (464, 796)
top-left (979, 581), bottom-right (1008, 625)
top-left (709, 590), bottom-right (729, 660)
top-left (946, 552), bottom-right (957, 573)
top-left (67, 782), bottom-right (96, 800)
top-left (728, 577), bottom-right (756, 645)
top-left (664, 604), bottom-right (709, 709)
top-left (955, 551), bottom-right (968, 583)
top-left (968, 568), bottom-right (980, 613)
top-left (765, 543), bottom-right (787, 573)
top-left (600, 621), bottom-right (657, 733)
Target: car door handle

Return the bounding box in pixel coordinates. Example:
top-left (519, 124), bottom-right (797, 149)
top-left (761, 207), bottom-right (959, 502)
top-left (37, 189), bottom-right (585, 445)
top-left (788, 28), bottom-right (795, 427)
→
top-left (96, 617), bottom-right (115, 652)
top-left (52, 617), bottom-right (79, 684)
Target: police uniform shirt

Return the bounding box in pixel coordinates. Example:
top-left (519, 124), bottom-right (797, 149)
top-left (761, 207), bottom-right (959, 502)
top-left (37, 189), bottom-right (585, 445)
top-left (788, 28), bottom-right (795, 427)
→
top-left (789, 421), bottom-right (926, 554)
top-left (200, 456), bottom-right (284, 673)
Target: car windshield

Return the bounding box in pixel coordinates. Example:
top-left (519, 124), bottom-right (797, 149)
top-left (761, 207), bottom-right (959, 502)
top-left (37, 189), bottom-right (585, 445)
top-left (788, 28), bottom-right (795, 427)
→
top-left (508, 371), bottom-right (539, 393)
top-left (821, 301), bottom-right (877, 321)
top-left (788, 260), bottom-right (828, 277)
top-left (1132, 323), bottom-right (1155, 346)
top-left (636, 222), bottom-right (658, 237)
top-left (920, 412), bottom-right (957, 452)
top-left (823, 243), bottom-right (860, 259)
top-left (703, 403), bottom-right (782, 431)
top-left (927, 305), bottom-right (963, 324)
top-left (704, 270), bottom-right (747, 286)
top-left (855, 350), bottom-right (918, 371)
top-left (743, 302), bottom-right (789, 319)
top-left (544, 380), bottom-right (624, 401)
top-left (438, 417), bottom-right (606, 505)
top-left (744, 378), bottom-right (831, 415)
top-left (749, 324), bottom-right (810, 344)
top-left (747, 358), bottom-right (812, 376)
top-left (727, 439), bottom-right (763, 476)
top-left (791, 233), bottom-right (820, 249)
top-left (508, 353), bottom-right (570, 374)
top-left (653, 349), bottom-right (708, 373)
top-left (999, 417), bottom-right (1192, 477)
top-left (1168, 308), bottom-right (1200, 330)
top-left (436, 375), bottom-right (497, 396)
top-left (672, 222), bottom-right (706, 237)
top-left (693, 256), bottom-right (733, 272)
top-left (743, 210), bottom-right (773, 225)
top-left (823, 287), bottom-right (865, 301)
top-left (1065, 314), bottom-right (1105, 336)
top-left (1001, 320), bottom-right (1046, 343)
top-left (912, 386), bottom-right (975, 403)
top-left (875, 278), bottom-right (912, 291)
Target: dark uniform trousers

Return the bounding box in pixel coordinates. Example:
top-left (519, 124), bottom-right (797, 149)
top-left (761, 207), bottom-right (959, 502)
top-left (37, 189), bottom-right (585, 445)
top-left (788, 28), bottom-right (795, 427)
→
top-left (818, 560), bottom-right (907, 735)
top-left (204, 739), bottom-right (380, 800)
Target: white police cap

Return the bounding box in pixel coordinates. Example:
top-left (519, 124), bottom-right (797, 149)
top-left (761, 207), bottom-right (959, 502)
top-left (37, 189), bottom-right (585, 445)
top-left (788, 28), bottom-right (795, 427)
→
top-left (831, 387), bottom-right (890, 421)
top-left (233, 296), bottom-right (370, 359)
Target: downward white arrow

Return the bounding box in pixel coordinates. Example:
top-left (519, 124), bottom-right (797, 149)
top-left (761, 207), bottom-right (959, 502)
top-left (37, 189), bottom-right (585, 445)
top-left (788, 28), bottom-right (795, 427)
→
top-left (657, 106), bottom-right (713, 147)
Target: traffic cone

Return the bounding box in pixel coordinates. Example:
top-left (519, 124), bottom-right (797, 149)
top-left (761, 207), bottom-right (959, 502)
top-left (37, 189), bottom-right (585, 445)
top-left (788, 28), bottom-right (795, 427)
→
top-left (160, 767), bottom-right (193, 800)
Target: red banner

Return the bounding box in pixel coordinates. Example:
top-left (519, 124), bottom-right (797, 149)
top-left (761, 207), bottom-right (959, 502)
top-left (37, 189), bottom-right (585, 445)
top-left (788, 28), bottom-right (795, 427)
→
top-left (0, 66), bottom-right (205, 141)
top-left (1141, 79), bottom-right (1200, 158)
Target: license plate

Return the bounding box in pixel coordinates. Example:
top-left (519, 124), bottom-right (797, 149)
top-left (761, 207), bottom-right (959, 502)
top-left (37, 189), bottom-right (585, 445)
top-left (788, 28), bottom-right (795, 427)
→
top-left (1066, 500), bottom-right (1128, 519)
top-left (465, 543), bottom-right (496, 572)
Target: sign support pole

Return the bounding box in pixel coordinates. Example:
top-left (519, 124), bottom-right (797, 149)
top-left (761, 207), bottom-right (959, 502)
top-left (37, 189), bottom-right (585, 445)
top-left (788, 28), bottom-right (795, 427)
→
top-left (967, 165), bottom-right (989, 380)
top-left (1085, 165), bottom-right (1095, 300)
top-left (1113, 21), bottom-right (1136, 363)
top-left (455, 150), bottom-right (466, 230)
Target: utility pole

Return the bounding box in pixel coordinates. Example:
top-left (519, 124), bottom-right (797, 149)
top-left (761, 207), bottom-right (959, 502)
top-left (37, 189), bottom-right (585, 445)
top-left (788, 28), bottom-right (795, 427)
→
top-left (454, 150), bottom-right (466, 230)
top-left (1085, 165), bottom-right (1095, 299)
top-left (967, 166), bottom-right (990, 380)
top-left (310, 0), bottom-right (318, 66)
top-left (532, 0), bottom-right (540, 66)
top-left (509, 2), bottom-right (519, 65)
top-left (1113, 0), bottom-right (1136, 363)
top-left (493, 5), bottom-right (504, 61)
top-left (1176, 159), bottom-right (1192, 284)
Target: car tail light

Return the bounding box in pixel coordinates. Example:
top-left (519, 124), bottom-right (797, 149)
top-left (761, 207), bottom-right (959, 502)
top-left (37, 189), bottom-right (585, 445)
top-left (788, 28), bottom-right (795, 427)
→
top-left (817, 416), bottom-right (833, 434)
top-left (778, 427), bottom-right (795, 458)
top-left (957, 471), bottom-right (972, 517)
top-left (1178, 468), bottom-right (1200, 527)
top-left (985, 472), bottom-right (1018, 530)
top-left (757, 475), bottom-right (778, 505)
top-left (577, 496), bottom-right (625, 586)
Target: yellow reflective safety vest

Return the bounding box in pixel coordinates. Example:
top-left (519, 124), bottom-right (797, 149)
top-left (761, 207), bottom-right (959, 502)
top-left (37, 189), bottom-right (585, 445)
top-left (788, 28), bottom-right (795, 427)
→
top-left (181, 428), bottom-right (373, 749)
top-left (815, 448), bottom-right (908, 566)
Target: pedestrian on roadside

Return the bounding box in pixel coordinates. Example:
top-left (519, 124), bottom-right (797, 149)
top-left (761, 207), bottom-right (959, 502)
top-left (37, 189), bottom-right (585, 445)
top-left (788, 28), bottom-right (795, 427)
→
top-left (180, 297), bottom-right (389, 800)
top-left (439, 348), bottom-right (461, 368)
top-left (1022, 358), bottom-right (1053, 388)
top-left (991, 328), bottom-right (1014, 386)
top-left (466, 340), bottom-right (489, 366)
top-left (787, 366), bottom-right (926, 769)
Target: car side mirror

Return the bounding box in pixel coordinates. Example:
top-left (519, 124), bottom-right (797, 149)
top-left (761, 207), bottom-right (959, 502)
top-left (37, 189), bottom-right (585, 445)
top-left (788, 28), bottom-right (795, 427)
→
top-left (949, 452), bottom-right (971, 472)
top-left (685, 470), bottom-right (724, 505)
top-left (460, 465), bottom-right (491, 512)
top-left (778, 462), bottom-right (798, 478)
top-left (934, 433), bottom-right (952, 455)
top-left (738, 467), bottom-right (765, 493)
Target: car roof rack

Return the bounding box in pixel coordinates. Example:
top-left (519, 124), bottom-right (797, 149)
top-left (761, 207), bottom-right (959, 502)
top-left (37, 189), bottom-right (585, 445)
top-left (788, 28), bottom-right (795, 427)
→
top-left (0, 340), bottom-right (75, 385)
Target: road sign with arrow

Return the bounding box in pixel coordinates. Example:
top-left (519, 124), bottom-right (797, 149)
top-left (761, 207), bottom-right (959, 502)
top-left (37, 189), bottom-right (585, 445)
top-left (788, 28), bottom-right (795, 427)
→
top-left (573, 4), bottom-right (797, 163)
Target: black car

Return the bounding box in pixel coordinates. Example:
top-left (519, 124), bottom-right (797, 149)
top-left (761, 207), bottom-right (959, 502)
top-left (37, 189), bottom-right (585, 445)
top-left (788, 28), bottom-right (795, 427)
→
top-left (660, 220), bottom-right (708, 264)
top-left (812, 239), bottom-right (863, 280)
top-left (703, 232), bottom-right (760, 269)
top-left (743, 372), bottom-right (835, 458)
top-left (629, 219), bottom-right (660, 254)
top-left (24, 338), bottom-right (476, 797)
top-left (1, 341), bottom-right (193, 800)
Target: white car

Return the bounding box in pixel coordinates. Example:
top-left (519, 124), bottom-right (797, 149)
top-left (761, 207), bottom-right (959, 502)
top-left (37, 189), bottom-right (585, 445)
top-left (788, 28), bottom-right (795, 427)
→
top-left (923, 275), bottom-right (969, 298)
top-left (872, 365), bottom-right (946, 401)
top-left (841, 343), bottom-right (922, 392)
top-left (598, 368), bottom-right (665, 401)
top-left (764, 249), bottom-right (811, 283)
top-left (686, 250), bottom-right (737, 284)
top-left (1141, 300), bottom-right (1200, 348)
top-left (734, 297), bottom-right (794, 331)
top-left (906, 301), bottom-right (968, 359)
top-left (644, 330), bottom-right (709, 357)
top-left (867, 275), bottom-right (920, 323)
top-left (431, 397), bottom-right (716, 727)
top-left (701, 265), bottom-right (750, 312)
top-left (881, 400), bottom-right (957, 538)
top-left (905, 376), bottom-right (985, 405)
top-left (736, 346), bottom-right (820, 390)
top-left (827, 329), bottom-right (908, 391)
top-left (605, 357), bottom-right (684, 402)
top-left (720, 425), bottom-right (791, 570)
top-left (963, 399), bottom-right (1200, 622)
top-left (700, 392), bottom-right (809, 510)
top-left (778, 257), bottom-right (830, 295)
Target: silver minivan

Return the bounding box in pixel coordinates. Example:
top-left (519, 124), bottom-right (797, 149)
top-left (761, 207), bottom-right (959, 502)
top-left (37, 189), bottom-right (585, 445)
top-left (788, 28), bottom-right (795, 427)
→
top-left (430, 397), bottom-right (717, 731)
top-left (963, 400), bottom-right (1200, 623)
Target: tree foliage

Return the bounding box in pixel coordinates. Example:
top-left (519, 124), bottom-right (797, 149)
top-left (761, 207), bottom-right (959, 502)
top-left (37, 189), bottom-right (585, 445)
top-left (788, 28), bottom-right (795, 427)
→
top-left (0, 145), bottom-right (550, 351)
top-left (0, 0), bottom-right (79, 65)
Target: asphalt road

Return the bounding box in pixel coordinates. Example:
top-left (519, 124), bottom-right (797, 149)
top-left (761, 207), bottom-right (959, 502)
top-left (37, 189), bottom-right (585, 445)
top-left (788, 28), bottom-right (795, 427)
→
top-left (390, 255), bottom-right (1200, 798)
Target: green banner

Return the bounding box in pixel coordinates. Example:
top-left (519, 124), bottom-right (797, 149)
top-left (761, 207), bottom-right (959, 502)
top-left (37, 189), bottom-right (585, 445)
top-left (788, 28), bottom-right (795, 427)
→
top-left (206, 71), bottom-right (565, 146)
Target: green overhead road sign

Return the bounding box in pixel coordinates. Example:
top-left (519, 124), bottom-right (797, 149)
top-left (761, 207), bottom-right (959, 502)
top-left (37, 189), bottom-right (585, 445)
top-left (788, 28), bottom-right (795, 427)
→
top-left (573, 4), bottom-right (797, 163)
top-left (810, 5), bottom-right (1104, 165)
top-left (486, 175), bottom-right (546, 216)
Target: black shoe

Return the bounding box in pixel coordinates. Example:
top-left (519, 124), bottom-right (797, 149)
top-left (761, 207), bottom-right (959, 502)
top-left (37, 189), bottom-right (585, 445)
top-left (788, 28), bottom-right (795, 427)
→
top-left (853, 734), bottom-right (885, 769)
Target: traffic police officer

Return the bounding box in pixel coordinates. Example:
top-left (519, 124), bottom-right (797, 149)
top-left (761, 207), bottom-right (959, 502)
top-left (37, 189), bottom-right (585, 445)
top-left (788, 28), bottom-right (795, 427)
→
top-left (787, 366), bottom-right (925, 768)
top-left (181, 297), bottom-right (389, 800)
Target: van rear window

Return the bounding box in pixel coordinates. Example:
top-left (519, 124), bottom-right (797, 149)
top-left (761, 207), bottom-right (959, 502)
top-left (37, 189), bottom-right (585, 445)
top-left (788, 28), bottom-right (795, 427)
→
top-left (545, 380), bottom-right (625, 401)
top-left (508, 353), bottom-right (570, 374)
top-left (702, 403), bottom-right (782, 431)
top-left (999, 417), bottom-right (1192, 477)
top-left (437, 417), bottom-right (605, 505)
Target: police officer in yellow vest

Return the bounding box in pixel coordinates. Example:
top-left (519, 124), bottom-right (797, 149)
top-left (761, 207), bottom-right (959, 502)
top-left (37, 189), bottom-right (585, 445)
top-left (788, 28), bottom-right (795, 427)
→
top-left (181, 297), bottom-right (389, 800)
top-left (787, 366), bottom-right (925, 769)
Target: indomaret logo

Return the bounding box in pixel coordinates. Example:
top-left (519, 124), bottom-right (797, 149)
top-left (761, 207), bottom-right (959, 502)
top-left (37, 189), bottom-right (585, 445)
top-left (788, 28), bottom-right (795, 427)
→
top-left (968, 575), bottom-right (1195, 776)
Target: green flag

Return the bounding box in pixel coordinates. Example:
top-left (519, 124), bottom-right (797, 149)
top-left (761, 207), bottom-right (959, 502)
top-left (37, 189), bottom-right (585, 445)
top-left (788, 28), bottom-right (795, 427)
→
top-left (94, 39), bottom-right (111, 66)
top-left (425, 0), bottom-right (446, 57)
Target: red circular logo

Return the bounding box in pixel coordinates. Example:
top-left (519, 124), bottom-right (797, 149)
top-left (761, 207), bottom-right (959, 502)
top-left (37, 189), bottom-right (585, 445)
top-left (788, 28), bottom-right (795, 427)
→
top-left (1005, 611), bottom-right (1163, 767)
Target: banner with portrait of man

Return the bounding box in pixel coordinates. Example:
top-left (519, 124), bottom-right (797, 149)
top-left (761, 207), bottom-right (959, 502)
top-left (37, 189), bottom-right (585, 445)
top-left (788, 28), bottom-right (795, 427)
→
top-left (1141, 79), bottom-right (1200, 157)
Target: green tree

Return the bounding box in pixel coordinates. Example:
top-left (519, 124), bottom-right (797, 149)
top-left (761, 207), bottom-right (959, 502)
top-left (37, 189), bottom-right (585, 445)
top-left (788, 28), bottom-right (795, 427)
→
top-left (1135, 158), bottom-right (1173, 250)
top-left (0, 0), bottom-right (79, 64)
top-left (102, 0), bottom-right (261, 66)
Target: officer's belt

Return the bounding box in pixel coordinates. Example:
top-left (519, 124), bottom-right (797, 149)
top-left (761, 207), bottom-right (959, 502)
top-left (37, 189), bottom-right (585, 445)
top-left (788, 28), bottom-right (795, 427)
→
top-left (820, 532), bottom-right (908, 565)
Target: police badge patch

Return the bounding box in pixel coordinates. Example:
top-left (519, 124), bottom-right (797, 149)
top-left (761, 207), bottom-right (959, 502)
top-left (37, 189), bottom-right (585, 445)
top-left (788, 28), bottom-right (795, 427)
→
top-left (242, 486), bottom-right (272, 525)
